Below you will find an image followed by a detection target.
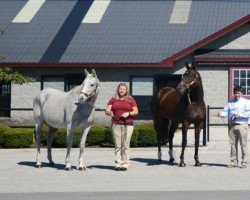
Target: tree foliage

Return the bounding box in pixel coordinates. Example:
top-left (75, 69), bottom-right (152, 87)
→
top-left (0, 67), bottom-right (35, 84)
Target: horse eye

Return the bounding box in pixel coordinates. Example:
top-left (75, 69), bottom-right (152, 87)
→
top-left (91, 84), bottom-right (94, 87)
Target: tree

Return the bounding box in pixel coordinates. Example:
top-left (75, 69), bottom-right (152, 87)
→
top-left (0, 30), bottom-right (34, 84)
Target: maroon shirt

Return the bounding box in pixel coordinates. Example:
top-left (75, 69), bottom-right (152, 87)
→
top-left (108, 97), bottom-right (137, 125)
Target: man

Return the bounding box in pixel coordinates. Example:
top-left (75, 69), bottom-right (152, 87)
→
top-left (216, 85), bottom-right (250, 168)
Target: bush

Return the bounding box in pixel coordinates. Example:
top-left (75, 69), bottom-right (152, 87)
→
top-left (53, 128), bottom-right (67, 147)
top-left (2, 128), bottom-right (33, 148)
top-left (136, 123), bottom-right (157, 147)
top-left (0, 123), bottom-right (160, 148)
top-left (0, 125), bottom-right (11, 145)
top-left (47, 125), bottom-right (107, 147)
top-left (86, 125), bottom-right (106, 146)
top-left (102, 126), bottom-right (114, 147)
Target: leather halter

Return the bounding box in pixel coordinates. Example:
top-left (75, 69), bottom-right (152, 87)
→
top-left (179, 73), bottom-right (199, 104)
top-left (179, 73), bottom-right (199, 89)
top-left (80, 82), bottom-right (99, 101)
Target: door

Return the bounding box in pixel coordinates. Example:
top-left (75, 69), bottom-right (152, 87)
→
top-left (0, 81), bottom-right (11, 117)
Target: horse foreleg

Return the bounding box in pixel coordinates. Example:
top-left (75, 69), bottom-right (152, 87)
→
top-left (47, 127), bottom-right (57, 166)
top-left (65, 125), bottom-right (74, 171)
top-left (194, 122), bottom-right (203, 167)
top-left (78, 124), bottom-right (91, 170)
top-left (35, 122), bottom-right (43, 168)
top-left (179, 121), bottom-right (189, 167)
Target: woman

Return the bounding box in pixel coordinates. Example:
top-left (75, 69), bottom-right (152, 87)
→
top-left (105, 82), bottom-right (138, 171)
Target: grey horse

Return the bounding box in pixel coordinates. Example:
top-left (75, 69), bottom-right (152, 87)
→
top-left (33, 69), bottom-right (99, 170)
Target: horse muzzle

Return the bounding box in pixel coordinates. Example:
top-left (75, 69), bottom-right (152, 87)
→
top-left (78, 93), bottom-right (88, 103)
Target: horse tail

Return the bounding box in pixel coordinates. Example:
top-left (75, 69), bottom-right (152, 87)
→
top-left (151, 93), bottom-right (170, 161)
top-left (33, 95), bottom-right (43, 122)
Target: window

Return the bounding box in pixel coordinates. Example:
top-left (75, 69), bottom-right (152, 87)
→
top-left (131, 77), bottom-right (154, 119)
top-left (231, 67), bottom-right (250, 97)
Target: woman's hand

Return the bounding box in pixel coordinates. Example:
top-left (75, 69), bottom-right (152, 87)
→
top-left (105, 110), bottom-right (114, 117)
top-left (121, 112), bottom-right (130, 118)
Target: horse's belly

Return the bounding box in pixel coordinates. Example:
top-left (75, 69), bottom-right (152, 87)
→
top-left (43, 111), bottom-right (67, 128)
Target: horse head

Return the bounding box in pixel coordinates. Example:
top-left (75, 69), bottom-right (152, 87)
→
top-left (78, 69), bottom-right (100, 103)
top-left (176, 62), bottom-right (201, 95)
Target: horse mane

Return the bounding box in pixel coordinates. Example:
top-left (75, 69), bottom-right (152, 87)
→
top-left (71, 84), bottom-right (84, 94)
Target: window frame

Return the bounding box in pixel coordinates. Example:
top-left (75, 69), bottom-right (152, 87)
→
top-left (130, 75), bottom-right (155, 120)
top-left (230, 66), bottom-right (250, 99)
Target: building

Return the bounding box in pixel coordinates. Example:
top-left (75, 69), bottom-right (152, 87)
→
top-left (0, 0), bottom-right (250, 126)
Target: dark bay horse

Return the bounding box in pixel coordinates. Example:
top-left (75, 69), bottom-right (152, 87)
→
top-left (151, 62), bottom-right (206, 167)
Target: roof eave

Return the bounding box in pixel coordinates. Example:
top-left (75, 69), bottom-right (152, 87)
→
top-left (161, 14), bottom-right (250, 67)
top-left (0, 62), bottom-right (173, 68)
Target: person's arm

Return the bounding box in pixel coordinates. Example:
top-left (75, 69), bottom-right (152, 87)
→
top-left (121, 106), bottom-right (138, 118)
top-left (129, 106), bottom-right (138, 116)
top-left (238, 100), bottom-right (250, 118)
top-left (105, 105), bottom-right (113, 117)
top-left (216, 105), bottom-right (229, 118)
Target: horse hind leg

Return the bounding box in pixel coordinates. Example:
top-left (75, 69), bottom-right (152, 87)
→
top-left (35, 121), bottom-right (44, 168)
top-left (65, 124), bottom-right (75, 171)
top-left (168, 121), bottom-right (179, 165)
top-left (47, 126), bottom-right (57, 166)
top-left (157, 117), bottom-right (170, 163)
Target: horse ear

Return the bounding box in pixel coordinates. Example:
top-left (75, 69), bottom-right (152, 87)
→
top-left (84, 69), bottom-right (89, 76)
top-left (185, 62), bottom-right (190, 70)
top-left (92, 69), bottom-right (96, 77)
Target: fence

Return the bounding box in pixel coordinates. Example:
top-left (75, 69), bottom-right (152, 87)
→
top-left (206, 106), bottom-right (228, 143)
top-left (0, 106), bottom-right (228, 146)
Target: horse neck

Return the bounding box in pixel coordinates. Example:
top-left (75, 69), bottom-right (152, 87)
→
top-left (190, 84), bottom-right (204, 102)
top-left (68, 84), bottom-right (83, 99)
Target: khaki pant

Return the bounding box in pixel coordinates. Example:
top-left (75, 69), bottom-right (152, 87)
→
top-left (228, 124), bottom-right (248, 164)
top-left (112, 124), bottom-right (134, 168)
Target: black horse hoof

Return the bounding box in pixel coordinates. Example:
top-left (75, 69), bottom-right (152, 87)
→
top-left (79, 166), bottom-right (86, 171)
top-left (169, 158), bottom-right (175, 165)
top-left (65, 166), bottom-right (73, 171)
top-left (36, 164), bottom-right (42, 168)
top-left (195, 162), bottom-right (202, 167)
top-left (179, 162), bottom-right (186, 167)
top-left (49, 162), bottom-right (54, 167)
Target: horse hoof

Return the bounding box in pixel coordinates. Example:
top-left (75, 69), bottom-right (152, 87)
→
top-left (195, 162), bottom-right (202, 167)
top-left (179, 162), bottom-right (186, 167)
top-left (36, 164), bottom-right (42, 168)
top-left (65, 166), bottom-right (73, 171)
top-left (79, 166), bottom-right (86, 171)
top-left (49, 162), bottom-right (54, 167)
top-left (169, 158), bottom-right (175, 165)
